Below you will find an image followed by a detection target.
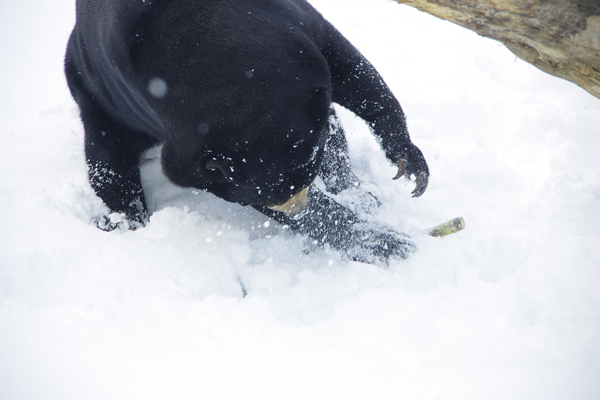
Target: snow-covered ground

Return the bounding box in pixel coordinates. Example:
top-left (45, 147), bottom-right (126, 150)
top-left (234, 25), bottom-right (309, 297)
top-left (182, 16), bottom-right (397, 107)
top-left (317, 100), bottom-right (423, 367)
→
top-left (2, 0), bottom-right (600, 398)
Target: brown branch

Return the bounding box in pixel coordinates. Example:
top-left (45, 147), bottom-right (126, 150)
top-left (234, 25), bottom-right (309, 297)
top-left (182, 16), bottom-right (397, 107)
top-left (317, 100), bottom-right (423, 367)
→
top-left (394, 0), bottom-right (600, 99)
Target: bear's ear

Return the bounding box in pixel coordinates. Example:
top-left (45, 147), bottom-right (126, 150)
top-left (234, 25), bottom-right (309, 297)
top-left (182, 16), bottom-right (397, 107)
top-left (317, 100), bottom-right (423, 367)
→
top-left (311, 87), bottom-right (332, 125)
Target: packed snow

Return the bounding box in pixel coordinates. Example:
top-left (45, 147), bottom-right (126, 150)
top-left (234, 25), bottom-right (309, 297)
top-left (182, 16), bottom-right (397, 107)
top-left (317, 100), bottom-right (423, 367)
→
top-left (1, 0), bottom-right (600, 399)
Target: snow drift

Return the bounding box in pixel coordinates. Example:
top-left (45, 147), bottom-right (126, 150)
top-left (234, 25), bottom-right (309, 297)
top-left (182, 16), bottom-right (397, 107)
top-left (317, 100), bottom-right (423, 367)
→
top-left (1, 0), bottom-right (600, 399)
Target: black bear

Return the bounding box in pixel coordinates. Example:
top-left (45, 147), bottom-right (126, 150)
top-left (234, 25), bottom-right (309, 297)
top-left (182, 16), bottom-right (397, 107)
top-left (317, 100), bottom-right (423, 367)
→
top-left (65, 0), bottom-right (429, 265)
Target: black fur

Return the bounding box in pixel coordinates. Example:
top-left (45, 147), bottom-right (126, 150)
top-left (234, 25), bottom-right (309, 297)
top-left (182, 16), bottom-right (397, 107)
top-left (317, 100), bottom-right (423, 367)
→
top-left (65, 0), bottom-right (429, 263)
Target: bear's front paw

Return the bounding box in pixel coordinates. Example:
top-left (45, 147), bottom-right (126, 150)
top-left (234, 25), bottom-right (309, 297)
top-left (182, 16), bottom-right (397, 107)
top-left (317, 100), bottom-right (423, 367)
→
top-left (96, 213), bottom-right (130, 231)
top-left (345, 222), bottom-right (415, 265)
top-left (95, 212), bottom-right (146, 232)
top-left (393, 143), bottom-right (429, 198)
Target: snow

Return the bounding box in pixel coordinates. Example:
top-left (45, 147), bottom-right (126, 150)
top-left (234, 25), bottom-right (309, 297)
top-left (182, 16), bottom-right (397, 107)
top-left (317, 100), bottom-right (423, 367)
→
top-left (1, 0), bottom-right (600, 399)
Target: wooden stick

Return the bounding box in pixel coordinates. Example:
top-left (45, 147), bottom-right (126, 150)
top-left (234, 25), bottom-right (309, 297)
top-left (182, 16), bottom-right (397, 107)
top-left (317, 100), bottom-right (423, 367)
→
top-left (424, 217), bottom-right (465, 237)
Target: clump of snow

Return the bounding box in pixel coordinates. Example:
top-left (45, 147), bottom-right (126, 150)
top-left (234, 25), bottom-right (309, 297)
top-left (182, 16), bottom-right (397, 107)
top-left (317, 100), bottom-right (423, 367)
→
top-left (1, 0), bottom-right (600, 399)
top-left (147, 77), bottom-right (168, 99)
